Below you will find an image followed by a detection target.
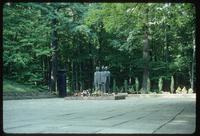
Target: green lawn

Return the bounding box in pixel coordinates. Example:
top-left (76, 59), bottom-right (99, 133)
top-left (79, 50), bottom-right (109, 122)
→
top-left (3, 79), bottom-right (48, 93)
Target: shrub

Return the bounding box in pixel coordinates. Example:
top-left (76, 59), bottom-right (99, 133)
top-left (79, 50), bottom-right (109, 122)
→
top-left (188, 88), bottom-right (193, 94)
top-left (181, 86), bottom-right (187, 94)
top-left (127, 85), bottom-right (135, 94)
top-left (176, 86), bottom-right (182, 94)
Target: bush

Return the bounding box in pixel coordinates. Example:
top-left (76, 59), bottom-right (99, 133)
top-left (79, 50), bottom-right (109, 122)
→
top-left (67, 88), bottom-right (73, 96)
top-left (176, 86), bottom-right (182, 94)
top-left (181, 87), bottom-right (187, 94)
top-left (188, 88), bottom-right (193, 94)
top-left (154, 89), bottom-right (159, 94)
top-left (127, 85), bottom-right (136, 94)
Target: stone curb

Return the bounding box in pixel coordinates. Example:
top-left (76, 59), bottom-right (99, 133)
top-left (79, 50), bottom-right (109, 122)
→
top-left (64, 95), bottom-right (126, 100)
top-left (3, 93), bottom-right (195, 100)
top-left (127, 94), bottom-right (196, 98)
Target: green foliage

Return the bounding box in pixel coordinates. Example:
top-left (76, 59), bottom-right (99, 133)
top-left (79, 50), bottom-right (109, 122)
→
top-left (127, 85), bottom-right (135, 94)
top-left (3, 3), bottom-right (51, 83)
top-left (3, 3), bottom-right (195, 92)
top-left (3, 79), bottom-right (48, 93)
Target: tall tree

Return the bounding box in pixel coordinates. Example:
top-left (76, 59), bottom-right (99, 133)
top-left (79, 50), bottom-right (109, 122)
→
top-left (3, 3), bottom-right (195, 94)
top-left (50, 16), bottom-right (58, 92)
top-left (142, 6), bottom-right (150, 93)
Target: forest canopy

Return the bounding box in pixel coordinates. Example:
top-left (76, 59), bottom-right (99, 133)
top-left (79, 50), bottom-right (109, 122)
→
top-left (3, 3), bottom-right (196, 94)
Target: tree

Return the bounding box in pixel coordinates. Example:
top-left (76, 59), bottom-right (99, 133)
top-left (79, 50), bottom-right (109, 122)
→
top-left (135, 77), bottom-right (139, 93)
top-left (3, 3), bottom-right (51, 83)
top-left (170, 76), bottom-right (174, 93)
top-left (158, 77), bottom-right (163, 93)
top-left (3, 3), bottom-right (195, 94)
top-left (190, 31), bottom-right (195, 92)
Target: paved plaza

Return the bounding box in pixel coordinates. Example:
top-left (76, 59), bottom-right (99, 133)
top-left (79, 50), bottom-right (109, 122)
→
top-left (3, 94), bottom-right (196, 134)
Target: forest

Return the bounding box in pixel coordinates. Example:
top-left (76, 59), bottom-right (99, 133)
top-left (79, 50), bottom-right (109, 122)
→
top-left (3, 3), bottom-right (196, 95)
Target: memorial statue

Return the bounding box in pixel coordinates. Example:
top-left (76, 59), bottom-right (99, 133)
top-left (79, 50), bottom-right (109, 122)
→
top-left (94, 67), bottom-right (101, 91)
top-left (94, 66), bottom-right (111, 93)
top-left (105, 66), bottom-right (110, 93)
top-left (101, 66), bottom-right (106, 93)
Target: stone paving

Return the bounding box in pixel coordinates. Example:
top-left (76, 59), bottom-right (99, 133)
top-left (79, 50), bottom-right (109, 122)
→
top-left (3, 94), bottom-right (196, 134)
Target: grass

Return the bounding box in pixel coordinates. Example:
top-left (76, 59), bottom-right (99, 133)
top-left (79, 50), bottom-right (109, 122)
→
top-left (3, 79), bottom-right (48, 93)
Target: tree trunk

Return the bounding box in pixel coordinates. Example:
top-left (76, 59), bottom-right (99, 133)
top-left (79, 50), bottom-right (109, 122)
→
top-left (90, 58), bottom-right (94, 91)
top-left (71, 60), bottom-right (75, 93)
top-left (98, 22), bottom-right (103, 68)
top-left (50, 18), bottom-right (58, 92)
top-left (165, 25), bottom-right (169, 63)
top-left (42, 56), bottom-right (45, 82)
top-left (98, 42), bottom-right (102, 67)
top-left (191, 31), bottom-right (195, 91)
top-left (89, 43), bottom-right (94, 91)
top-left (142, 7), bottom-right (150, 93)
top-left (128, 55), bottom-right (132, 85)
top-left (48, 57), bottom-right (51, 90)
top-left (142, 63), bottom-right (149, 93)
top-left (79, 62), bottom-right (83, 91)
top-left (75, 62), bottom-right (78, 91)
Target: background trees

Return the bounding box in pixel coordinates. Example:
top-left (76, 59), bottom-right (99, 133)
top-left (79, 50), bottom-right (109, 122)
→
top-left (3, 3), bottom-right (196, 94)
